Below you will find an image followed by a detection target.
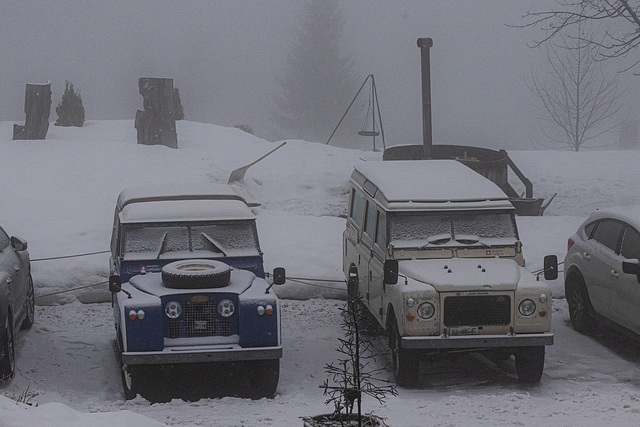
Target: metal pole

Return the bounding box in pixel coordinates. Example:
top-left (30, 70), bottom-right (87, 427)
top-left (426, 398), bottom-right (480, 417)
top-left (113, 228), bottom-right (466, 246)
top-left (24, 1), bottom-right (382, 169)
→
top-left (417, 38), bottom-right (433, 159)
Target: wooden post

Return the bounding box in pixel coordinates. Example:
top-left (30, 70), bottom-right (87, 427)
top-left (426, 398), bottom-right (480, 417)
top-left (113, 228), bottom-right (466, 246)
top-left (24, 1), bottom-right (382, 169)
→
top-left (13, 82), bottom-right (52, 140)
top-left (135, 77), bottom-right (178, 149)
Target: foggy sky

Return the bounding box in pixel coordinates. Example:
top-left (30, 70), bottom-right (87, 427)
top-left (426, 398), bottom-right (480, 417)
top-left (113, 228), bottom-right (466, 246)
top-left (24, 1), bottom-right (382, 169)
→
top-left (1, 1), bottom-right (637, 150)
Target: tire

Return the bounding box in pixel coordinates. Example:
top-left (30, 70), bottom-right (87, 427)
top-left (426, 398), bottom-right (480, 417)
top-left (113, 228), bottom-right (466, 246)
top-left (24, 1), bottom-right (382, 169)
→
top-left (0, 316), bottom-right (15, 382)
top-left (21, 275), bottom-right (35, 330)
top-left (245, 359), bottom-right (279, 399)
top-left (121, 362), bottom-right (145, 400)
top-left (347, 266), bottom-right (359, 302)
top-left (515, 346), bottom-right (545, 383)
top-left (162, 259), bottom-right (231, 289)
top-left (389, 318), bottom-right (419, 387)
top-left (566, 274), bottom-right (598, 335)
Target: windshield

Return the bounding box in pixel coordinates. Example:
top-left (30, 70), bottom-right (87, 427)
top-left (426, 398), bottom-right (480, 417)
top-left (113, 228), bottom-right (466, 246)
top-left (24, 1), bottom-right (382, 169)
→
top-left (122, 221), bottom-right (260, 259)
top-left (389, 211), bottom-right (518, 248)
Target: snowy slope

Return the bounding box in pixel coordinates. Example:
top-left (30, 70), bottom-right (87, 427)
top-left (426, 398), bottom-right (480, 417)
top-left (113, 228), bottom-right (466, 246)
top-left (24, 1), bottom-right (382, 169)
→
top-left (1, 120), bottom-right (640, 426)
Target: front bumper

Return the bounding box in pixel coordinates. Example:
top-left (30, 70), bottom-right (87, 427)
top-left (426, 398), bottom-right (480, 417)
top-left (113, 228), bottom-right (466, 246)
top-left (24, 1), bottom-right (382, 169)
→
top-left (401, 333), bottom-right (554, 350)
top-left (122, 345), bottom-right (283, 365)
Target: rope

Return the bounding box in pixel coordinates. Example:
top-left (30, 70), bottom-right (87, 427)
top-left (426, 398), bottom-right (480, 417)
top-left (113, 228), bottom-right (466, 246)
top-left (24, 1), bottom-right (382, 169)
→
top-left (32, 250), bottom-right (110, 262)
top-left (35, 280), bottom-right (108, 299)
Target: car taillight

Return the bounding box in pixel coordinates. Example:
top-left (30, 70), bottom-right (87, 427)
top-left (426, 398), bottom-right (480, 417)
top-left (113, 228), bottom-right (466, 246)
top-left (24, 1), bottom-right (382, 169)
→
top-left (567, 238), bottom-right (574, 251)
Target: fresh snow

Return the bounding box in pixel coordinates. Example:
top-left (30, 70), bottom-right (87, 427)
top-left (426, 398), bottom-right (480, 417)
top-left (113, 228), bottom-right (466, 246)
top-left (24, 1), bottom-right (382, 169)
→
top-left (1, 120), bottom-right (640, 425)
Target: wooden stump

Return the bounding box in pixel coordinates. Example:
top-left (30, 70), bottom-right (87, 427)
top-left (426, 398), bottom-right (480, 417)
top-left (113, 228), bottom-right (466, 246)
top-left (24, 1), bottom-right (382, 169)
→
top-left (13, 82), bottom-right (52, 140)
top-left (135, 77), bottom-right (178, 149)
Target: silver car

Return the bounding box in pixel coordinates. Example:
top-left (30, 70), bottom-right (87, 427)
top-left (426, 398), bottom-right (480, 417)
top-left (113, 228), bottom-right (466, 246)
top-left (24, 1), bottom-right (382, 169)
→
top-left (0, 226), bottom-right (34, 382)
top-left (564, 205), bottom-right (640, 336)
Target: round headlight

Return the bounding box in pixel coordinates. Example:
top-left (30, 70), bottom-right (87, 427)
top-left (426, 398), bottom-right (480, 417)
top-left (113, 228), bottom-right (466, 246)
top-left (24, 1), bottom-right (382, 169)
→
top-left (165, 301), bottom-right (182, 319)
top-left (519, 299), bottom-right (536, 316)
top-left (417, 302), bottom-right (435, 319)
top-left (218, 299), bottom-right (235, 317)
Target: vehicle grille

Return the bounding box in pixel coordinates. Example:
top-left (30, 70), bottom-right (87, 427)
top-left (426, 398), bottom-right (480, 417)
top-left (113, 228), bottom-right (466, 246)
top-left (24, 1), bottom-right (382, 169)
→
top-left (443, 295), bottom-right (511, 327)
top-left (167, 299), bottom-right (233, 338)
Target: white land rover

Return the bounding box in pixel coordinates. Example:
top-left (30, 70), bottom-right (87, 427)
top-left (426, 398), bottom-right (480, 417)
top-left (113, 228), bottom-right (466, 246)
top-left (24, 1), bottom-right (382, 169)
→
top-left (343, 160), bottom-right (557, 385)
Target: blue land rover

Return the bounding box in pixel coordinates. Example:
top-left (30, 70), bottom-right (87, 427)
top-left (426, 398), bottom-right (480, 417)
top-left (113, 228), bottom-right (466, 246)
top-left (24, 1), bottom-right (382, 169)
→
top-left (108, 183), bottom-right (285, 399)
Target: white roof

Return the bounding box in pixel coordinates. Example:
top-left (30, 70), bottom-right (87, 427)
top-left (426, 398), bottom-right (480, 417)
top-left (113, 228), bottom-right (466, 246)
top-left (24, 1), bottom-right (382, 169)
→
top-left (119, 199), bottom-right (255, 224)
top-left (116, 183), bottom-right (247, 211)
top-left (353, 160), bottom-right (513, 210)
top-left (585, 205), bottom-right (640, 230)
top-left (116, 183), bottom-right (255, 224)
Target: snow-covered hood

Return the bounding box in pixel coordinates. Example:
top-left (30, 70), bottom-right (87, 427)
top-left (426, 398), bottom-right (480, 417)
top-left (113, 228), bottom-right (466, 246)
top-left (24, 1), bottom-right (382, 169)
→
top-left (128, 269), bottom-right (255, 297)
top-left (399, 258), bottom-right (521, 292)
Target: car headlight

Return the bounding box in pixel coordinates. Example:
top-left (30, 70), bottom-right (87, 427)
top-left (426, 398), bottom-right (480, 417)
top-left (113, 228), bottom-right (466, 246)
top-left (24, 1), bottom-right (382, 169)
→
top-left (518, 299), bottom-right (536, 316)
top-left (417, 302), bottom-right (435, 319)
top-left (165, 301), bottom-right (182, 319)
top-left (218, 299), bottom-right (235, 317)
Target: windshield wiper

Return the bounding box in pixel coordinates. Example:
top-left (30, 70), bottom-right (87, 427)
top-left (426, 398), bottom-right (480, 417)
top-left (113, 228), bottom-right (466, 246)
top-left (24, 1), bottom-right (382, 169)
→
top-left (419, 233), bottom-right (452, 249)
top-left (454, 234), bottom-right (491, 248)
top-left (201, 233), bottom-right (227, 256)
top-left (156, 232), bottom-right (168, 259)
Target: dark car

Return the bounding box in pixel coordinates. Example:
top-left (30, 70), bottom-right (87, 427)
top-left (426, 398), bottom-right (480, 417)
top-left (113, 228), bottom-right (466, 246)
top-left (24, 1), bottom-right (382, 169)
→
top-left (0, 226), bottom-right (34, 382)
top-left (564, 205), bottom-right (640, 337)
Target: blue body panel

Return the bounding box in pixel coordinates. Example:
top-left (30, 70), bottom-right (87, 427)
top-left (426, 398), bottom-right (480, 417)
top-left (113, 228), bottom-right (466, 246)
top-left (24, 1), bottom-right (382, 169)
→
top-left (239, 303), bottom-right (279, 347)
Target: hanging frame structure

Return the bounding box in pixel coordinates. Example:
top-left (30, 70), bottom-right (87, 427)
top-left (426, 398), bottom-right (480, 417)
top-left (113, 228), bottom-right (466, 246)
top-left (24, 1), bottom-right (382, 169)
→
top-left (325, 74), bottom-right (386, 150)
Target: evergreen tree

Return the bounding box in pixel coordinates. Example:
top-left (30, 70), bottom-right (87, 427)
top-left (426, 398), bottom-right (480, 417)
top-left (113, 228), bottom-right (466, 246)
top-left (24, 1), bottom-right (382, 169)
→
top-left (274, 0), bottom-right (360, 143)
top-left (173, 88), bottom-right (185, 120)
top-left (55, 81), bottom-right (85, 127)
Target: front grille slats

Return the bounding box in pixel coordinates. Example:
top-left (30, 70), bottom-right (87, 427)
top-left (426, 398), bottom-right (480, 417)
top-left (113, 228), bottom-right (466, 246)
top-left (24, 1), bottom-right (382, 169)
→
top-left (166, 297), bottom-right (235, 338)
top-left (444, 295), bottom-right (511, 327)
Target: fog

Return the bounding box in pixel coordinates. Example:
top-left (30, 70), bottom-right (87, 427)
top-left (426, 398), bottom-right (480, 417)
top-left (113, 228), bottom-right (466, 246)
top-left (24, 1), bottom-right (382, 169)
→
top-left (1, 1), bottom-right (637, 150)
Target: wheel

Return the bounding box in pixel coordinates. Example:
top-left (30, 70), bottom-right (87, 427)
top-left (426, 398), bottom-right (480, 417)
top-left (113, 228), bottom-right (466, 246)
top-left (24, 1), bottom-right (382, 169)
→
top-left (347, 266), bottom-right (359, 302)
top-left (0, 316), bottom-right (15, 382)
top-left (389, 318), bottom-right (419, 387)
top-left (161, 259), bottom-right (231, 289)
top-left (245, 359), bottom-right (279, 399)
top-left (566, 274), bottom-right (598, 335)
top-left (21, 275), bottom-right (35, 329)
top-left (121, 362), bottom-right (144, 400)
top-left (515, 346), bottom-right (545, 383)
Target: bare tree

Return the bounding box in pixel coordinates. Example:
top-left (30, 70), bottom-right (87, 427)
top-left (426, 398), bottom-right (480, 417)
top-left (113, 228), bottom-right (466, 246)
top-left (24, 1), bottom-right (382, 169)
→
top-left (528, 24), bottom-right (626, 151)
top-left (521, 1), bottom-right (640, 74)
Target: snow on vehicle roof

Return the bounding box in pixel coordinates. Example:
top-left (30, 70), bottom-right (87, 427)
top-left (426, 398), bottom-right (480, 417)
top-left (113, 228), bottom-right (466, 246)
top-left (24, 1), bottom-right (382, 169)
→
top-left (119, 199), bottom-right (255, 224)
top-left (116, 183), bottom-right (248, 211)
top-left (353, 160), bottom-right (513, 209)
top-left (584, 204), bottom-right (640, 230)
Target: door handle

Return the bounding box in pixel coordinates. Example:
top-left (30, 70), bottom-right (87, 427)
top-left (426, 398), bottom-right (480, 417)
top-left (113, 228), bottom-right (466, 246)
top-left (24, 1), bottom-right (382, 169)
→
top-left (611, 270), bottom-right (619, 279)
top-left (5, 277), bottom-right (11, 284)
top-left (583, 252), bottom-right (591, 261)
top-left (13, 264), bottom-right (20, 271)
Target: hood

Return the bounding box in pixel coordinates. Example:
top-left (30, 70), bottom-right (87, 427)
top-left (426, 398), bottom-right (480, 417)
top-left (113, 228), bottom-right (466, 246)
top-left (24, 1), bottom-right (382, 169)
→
top-left (400, 258), bottom-right (520, 292)
top-left (128, 269), bottom-right (255, 297)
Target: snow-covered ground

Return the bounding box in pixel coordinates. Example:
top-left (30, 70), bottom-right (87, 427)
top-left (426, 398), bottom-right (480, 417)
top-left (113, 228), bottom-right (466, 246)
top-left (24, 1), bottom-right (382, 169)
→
top-left (1, 120), bottom-right (640, 426)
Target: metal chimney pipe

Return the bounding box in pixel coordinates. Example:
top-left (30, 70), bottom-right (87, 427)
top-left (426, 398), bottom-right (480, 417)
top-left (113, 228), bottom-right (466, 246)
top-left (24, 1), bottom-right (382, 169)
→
top-left (417, 37), bottom-right (433, 159)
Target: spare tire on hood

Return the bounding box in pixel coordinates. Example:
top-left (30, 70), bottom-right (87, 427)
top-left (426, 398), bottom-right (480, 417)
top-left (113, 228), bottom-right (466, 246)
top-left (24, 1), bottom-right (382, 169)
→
top-left (161, 259), bottom-right (231, 289)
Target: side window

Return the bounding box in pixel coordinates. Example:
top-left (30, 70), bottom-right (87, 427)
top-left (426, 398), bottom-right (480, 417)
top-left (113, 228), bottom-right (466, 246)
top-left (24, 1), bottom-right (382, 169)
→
top-left (364, 200), bottom-right (377, 238)
top-left (349, 188), bottom-right (365, 229)
top-left (0, 227), bottom-right (10, 251)
top-left (621, 226), bottom-right (640, 260)
top-left (375, 211), bottom-right (387, 249)
top-left (584, 221), bottom-right (598, 239)
top-left (593, 219), bottom-right (625, 253)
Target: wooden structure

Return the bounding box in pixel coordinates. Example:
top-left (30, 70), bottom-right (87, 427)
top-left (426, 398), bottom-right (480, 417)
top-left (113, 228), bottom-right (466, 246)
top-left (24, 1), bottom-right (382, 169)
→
top-left (13, 82), bottom-right (52, 140)
top-left (135, 78), bottom-right (178, 149)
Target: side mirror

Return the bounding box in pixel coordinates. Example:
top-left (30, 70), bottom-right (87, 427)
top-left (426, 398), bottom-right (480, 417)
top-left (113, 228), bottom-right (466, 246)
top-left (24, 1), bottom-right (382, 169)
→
top-left (623, 259), bottom-right (640, 283)
top-left (543, 255), bottom-right (558, 281)
top-left (109, 275), bottom-right (122, 293)
top-left (272, 267), bottom-right (286, 285)
top-left (10, 236), bottom-right (28, 252)
top-left (384, 259), bottom-right (398, 285)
